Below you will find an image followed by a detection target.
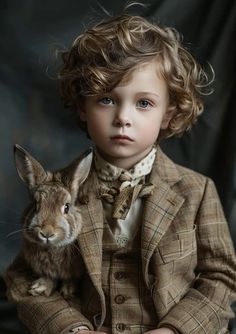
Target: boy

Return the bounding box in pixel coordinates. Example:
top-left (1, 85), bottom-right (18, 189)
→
top-left (5, 13), bottom-right (236, 334)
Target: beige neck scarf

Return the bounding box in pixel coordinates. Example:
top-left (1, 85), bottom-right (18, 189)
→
top-left (94, 147), bottom-right (156, 220)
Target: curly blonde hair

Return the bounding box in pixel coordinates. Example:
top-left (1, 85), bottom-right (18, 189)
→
top-left (58, 14), bottom-right (212, 138)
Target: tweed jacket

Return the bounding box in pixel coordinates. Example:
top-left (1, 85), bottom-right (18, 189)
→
top-left (4, 147), bottom-right (236, 334)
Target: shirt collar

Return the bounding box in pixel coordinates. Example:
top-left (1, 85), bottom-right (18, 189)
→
top-left (94, 147), bottom-right (157, 184)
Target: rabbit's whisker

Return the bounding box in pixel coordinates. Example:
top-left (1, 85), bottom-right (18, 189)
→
top-left (6, 228), bottom-right (28, 238)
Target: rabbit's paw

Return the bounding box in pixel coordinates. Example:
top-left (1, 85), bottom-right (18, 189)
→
top-left (29, 277), bottom-right (55, 297)
top-left (60, 280), bottom-right (77, 297)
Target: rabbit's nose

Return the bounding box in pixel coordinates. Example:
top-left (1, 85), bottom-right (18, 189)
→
top-left (39, 225), bottom-right (56, 241)
top-left (39, 231), bottom-right (55, 240)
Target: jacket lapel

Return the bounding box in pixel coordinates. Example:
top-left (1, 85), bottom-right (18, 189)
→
top-left (141, 147), bottom-right (185, 287)
top-left (77, 188), bottom-right (106, 326)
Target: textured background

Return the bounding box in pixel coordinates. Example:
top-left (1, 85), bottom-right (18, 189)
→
top-left (0, 0), bottom-right (235, 332)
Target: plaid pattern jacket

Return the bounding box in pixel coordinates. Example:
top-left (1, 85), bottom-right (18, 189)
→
top-left (4, 147), bottom-right (236, 334)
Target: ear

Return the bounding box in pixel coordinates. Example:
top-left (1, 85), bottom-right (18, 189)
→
top-left (60, 149), bottom-right (93, 199)
top-left (78, 105), bottom-right (87, 122)
top-left (161, 108), bottom-right (173, 130)
top-left (14, 144), bottom-right (47, 189)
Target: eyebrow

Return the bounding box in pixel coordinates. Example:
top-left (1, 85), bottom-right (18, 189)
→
top-left (109, 90), bottom-right (160, 99)
top-left (136, 91), bottom-right (160, 98)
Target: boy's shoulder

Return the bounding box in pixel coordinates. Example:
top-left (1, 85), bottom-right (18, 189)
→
top-left (153, 148), bottom-right (219, 205)
top-left (155, 147), bottom-right (212, 192)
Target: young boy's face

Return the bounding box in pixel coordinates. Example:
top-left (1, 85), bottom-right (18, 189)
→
top-left (80, 60), bottom-right (171, 169)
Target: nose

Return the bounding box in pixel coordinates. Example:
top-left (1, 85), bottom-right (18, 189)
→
top-left (39, 225), bottom-right (55, 242)
top-left (113, 106), bottom-right (132, 128)
top-left (39, 231), bottom-right (55, 240)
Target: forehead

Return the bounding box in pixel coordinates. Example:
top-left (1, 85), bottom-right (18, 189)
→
top-left (115, 60), bottom-right (167, 95)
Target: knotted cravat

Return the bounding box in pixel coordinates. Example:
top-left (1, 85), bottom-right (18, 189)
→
top-left (94, 148), bottom-right (156, 220)
top-left (98, 179), bottom-right (154, 220)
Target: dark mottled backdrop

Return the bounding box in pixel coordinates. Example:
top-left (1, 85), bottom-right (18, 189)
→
top-left (0, 0), bottom-right (235, 332)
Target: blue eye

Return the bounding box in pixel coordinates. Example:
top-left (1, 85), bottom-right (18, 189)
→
top-left (99, 97), bottom-right (114, 105)
top-left (137, 100), bottom-right (152, 109)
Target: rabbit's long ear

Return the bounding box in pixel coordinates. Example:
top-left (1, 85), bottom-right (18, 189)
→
top-left (14, 144), bottom-right (47, 189)
top-left (61, 149), bottom-right (93, 198)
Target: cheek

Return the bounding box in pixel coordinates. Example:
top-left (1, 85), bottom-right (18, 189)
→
top-left (141, 126), bottom-right (160, 143)
top-left (86, 116), bottom-right (106, 141)
top-left (87, 111), bottom-right (110, 129)
top-left (139, 114), bottom-right (163, 135)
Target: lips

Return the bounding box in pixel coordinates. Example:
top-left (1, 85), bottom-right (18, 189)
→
top-left (111, 135), bottom-right (134, 142)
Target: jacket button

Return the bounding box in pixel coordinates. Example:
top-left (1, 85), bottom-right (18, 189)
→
top-left (116, 323), bottom-right (126, 332)
top-left (114, 271), bottom-right (126, 280)
top-left (114, 294), bottom-right (125, 304)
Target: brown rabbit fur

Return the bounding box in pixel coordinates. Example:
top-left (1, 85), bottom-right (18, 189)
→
top-left (12, 144), bottom-right (93, 297)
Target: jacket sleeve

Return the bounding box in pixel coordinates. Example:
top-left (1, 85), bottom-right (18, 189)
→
top-left (158, 177), bottom-right (236, 333)
top-left (4, 254), bottom-right (94, 334)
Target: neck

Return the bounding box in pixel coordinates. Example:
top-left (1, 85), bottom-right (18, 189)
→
top-left (96, 147), bottom-right (154, 170)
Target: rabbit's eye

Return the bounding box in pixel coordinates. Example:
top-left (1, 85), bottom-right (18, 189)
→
top-left (63, 203), bottom-right (70, 214)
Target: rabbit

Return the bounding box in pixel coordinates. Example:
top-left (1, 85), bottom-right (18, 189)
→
top-left (12, 144), bottom-right (93, 297)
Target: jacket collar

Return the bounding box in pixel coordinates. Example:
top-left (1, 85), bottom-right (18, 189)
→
top-left (141, 147), bottom-right (185, 287)
top-left (151, 146), bottom-right (182, 186)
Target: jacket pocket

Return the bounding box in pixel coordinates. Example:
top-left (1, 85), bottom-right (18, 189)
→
top-left (152, 280), bottom-right (191, 318)
top-left (157, 225), bottom-right (197, 264)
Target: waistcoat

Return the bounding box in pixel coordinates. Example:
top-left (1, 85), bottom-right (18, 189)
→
top-left (101, 219), bottom-right (158, 334)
